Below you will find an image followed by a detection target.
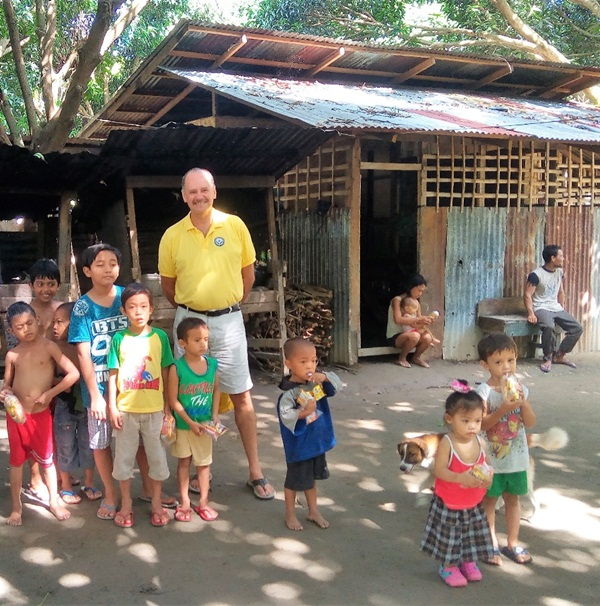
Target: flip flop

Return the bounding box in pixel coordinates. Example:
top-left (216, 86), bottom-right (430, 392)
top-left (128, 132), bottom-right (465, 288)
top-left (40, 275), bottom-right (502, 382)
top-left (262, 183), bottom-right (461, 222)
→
top-left (59, 489), bottom-right (82, 505)
top-left (189, 473), bottom-right (213, 494)
top-left (501, 545), bottom-right (533, 564)
top-left (246, 478), bottom-right (275, 500)
top-left (137, 494), bottom-right (179, 509)
top-left (174, 506), bottom-right (192, 522)
top-left (81, 486), bottom-right (103, 501)
top-left (540, 360), bottom-right (552, 373)
top-left (96, 500), bottom-right (117, 520)
top-left (553, 357), bottom-right (577, 368)
top-left (150, 509), bottom-right (170, 527)
top-left (114, 511), bottom-right (134, 528)
top-left (193, 505), bottom-right (218, 521)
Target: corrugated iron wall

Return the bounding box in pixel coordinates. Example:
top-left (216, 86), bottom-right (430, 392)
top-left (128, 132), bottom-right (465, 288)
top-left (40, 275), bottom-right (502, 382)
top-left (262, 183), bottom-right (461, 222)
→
top-left (545, 208), bottom-right (594, 352)
top-left (503, 208), bottom-right (545, 298)
top-left (279, 208), bottom-right (351, 364)
top-left (443, 208), bottom-right (507, 360)
top-left (587, 208), bottom-right (600, 351)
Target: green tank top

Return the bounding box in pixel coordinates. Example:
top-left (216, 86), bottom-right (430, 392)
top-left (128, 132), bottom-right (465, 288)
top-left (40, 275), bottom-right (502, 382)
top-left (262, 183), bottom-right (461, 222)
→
top-left (173, 355), bottom-right (218, 430)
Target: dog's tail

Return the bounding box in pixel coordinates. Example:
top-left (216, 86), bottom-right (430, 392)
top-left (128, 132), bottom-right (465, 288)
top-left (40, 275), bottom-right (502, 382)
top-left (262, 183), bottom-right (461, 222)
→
top-left (528, 427), bottom-right (569, 451)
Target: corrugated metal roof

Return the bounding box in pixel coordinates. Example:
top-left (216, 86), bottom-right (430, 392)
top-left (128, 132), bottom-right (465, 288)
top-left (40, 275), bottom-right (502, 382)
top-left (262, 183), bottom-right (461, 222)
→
top-left (166, 69), bottom-right (600, 144)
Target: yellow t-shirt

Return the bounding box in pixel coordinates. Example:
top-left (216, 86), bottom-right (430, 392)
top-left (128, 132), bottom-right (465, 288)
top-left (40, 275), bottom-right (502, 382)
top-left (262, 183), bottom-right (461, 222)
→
top-left (158, 209), bottom-right (256, 310)
top-left (107, 327), bottom-right (174, 413)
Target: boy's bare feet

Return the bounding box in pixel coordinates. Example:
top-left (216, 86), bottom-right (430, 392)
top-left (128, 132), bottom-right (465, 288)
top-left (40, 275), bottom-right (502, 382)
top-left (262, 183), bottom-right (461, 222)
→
top-left (307, 513), bottom-right (329, 529)
top-left (285, 514), bottom-right (304, 531)
top-left (395, 359), bottom-right (411, 368)
top-left (6, 511), bottom-right (23, 526)
top-left (412, 357), bottom-right (430, 368)
top-left (49, 502), bottom-right (71, 521)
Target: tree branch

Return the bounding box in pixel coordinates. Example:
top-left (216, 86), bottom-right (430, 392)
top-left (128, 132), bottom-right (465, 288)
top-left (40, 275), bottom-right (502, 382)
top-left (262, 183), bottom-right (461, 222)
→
top-left (566, 0), bottom-right (600, 19)
top-left (0, 35), bottom-right (30, 59)
top-left (100, 0), bottom-right (149, 54)
top-left (37, 0), bottom-right (57, 119)
top-left (0, 120), bottom-right (11, 145)
top-left (2, 0), bottom-right (39, 135)
top-left (36, 0), bottom-right (128, 152)
top-left (0, 86), bottom-right (24, 146)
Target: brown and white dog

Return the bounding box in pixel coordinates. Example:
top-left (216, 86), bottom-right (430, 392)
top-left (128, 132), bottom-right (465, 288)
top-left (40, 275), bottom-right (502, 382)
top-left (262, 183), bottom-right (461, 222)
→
top-left (398, 427), bottom-right (568, 515)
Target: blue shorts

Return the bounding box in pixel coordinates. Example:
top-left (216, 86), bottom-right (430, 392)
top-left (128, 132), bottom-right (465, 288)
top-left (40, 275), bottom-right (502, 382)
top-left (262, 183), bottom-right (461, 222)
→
top-left (54, 397), bottom-right (94, 472)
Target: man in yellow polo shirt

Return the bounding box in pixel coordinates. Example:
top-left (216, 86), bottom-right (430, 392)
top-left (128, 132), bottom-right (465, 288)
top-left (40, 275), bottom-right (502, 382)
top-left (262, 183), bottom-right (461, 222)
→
top-left (158, 168), bottom-right (274, 500)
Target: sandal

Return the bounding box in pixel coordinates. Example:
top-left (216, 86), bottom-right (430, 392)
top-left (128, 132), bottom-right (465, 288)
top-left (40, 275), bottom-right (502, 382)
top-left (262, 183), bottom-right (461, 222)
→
top-left (150, 509), bottom-right (170, 527)
top-left (114, 511), bottom-right (134, 528)
top-left (246, 478), bottom-right (275, 500)
top-left (137, 494), bottom-right (179, 509)
top-left (540, 360), bottom-right (552, 373)
top-left (81, 486), bottom-right (103, 501)
top-left (501, 545), bottom-right (533, 564)
top-left (59, 489), bottom-right (82, 505)
top-left (96, 500), bottom-right (117, 520)
top-left (193, 505), bottom-right (218, 521)
top-left (174, 506), bottom-right (192, 522)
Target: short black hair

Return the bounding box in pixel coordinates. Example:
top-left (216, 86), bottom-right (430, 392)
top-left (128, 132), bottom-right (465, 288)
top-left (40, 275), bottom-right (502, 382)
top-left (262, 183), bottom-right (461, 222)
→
top-left (283, 337), bottom-right (315, 359)
top-left (403, 274), bottom-right (427, 296)
top-left (29, 258), bottom-right (60, 285)
top-left (121, 282), bottom-right (153, 307)
top-left (56, 301), bottom-right (75, 316)
top-left (80, 243), bottom-right (122, 269)
top-left (176, 317), bottom-right (207, 340)
top-left (542, 244), bottom-right (561, 263)
top-left (7, 301), bottom-right (36, 326)
top-left (477, 333), bottom-right (518, 362)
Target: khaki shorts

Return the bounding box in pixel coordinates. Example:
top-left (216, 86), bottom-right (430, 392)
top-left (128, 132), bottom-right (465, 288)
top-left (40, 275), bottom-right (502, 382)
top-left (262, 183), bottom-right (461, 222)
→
top-left (171, 428), bottom-right (213, 467)
top-left (173, 306), bottom-right (253, 394)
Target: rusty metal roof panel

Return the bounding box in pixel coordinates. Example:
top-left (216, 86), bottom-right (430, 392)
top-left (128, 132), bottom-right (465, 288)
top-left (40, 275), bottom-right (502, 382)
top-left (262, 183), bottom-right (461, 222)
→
top-left (166, 69), bottom-right (600, 144)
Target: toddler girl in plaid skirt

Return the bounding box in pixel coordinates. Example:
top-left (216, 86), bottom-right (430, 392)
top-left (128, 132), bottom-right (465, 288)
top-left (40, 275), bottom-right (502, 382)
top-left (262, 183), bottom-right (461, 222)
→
top-left (420, 380), bottom-right (495, 587)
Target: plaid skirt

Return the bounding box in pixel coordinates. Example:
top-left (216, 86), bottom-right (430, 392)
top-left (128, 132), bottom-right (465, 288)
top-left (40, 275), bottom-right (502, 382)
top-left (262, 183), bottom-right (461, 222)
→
top-left (420, 495), bottom-right (495, 566)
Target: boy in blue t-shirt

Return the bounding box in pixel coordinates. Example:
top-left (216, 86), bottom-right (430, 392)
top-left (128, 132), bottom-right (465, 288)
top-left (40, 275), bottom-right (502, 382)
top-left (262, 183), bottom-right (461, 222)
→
top-left (68, 244), bottom-right (127, 519)
top-left (277, 337), bottom-right (342, 532)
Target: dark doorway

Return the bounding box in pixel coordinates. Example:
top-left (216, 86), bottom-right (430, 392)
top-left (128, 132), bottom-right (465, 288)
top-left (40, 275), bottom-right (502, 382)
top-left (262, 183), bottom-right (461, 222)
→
top-left (360, 166), bottom-right (418, 349)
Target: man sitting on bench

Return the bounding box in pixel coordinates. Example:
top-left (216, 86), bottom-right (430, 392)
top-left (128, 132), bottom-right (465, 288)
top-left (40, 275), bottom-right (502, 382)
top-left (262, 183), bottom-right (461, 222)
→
top-left (525, 244), bottom-right (583, 373)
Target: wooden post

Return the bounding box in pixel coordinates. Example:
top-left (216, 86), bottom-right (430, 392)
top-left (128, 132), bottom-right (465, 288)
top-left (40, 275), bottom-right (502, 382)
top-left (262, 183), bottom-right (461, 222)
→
top-left (57, 191), bottom-right (75, 286)
top-left (348, 137), bottom-right (361, 363)
top-left (126, 186), bottom-right (142, 281)
top-left (265, 187), bottom-right (287, 367)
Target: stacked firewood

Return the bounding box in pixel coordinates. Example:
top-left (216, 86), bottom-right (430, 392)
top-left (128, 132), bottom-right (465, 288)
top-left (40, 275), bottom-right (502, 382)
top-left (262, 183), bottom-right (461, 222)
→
top-left (245, 284), bottom-right (334, 371)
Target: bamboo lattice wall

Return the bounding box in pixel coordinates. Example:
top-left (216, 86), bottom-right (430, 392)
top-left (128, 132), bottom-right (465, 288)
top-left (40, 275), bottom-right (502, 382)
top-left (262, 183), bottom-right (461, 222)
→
top-left (276, 138), bottom-right (353, 211)
top-left (421, 137), bottom-right (600, 210)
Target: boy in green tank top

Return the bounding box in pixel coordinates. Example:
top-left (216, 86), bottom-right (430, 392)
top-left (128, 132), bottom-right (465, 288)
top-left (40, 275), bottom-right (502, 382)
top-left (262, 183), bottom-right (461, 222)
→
top-left (167, 317), bottom-right (221, 522)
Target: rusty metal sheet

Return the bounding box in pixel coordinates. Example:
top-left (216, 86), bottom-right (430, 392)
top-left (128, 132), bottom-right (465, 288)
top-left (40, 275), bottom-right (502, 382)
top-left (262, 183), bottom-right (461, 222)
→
top-left (444, 208), bottom-right (508, 360)
top-left (587, 208), bottom-right (600, 351)
top-left (279, 208), bottom-right (351, 364)
top-left (418, 206), bottom-right (447, 358)
top-left (544, 207), bottom-right (594, 352)
top-left (504, 208), bottom-right (545, 297)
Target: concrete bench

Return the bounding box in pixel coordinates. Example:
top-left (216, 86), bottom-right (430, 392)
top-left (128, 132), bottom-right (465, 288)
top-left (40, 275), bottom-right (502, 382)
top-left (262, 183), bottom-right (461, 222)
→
top-left (476, 297), bottom-right (560, 358)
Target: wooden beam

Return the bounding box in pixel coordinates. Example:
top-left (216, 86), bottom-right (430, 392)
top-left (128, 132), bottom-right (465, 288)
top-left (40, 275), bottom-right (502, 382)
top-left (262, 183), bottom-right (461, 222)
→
top-left (57, 192), bottom-right (75, 285)
top-left (306, 47), bottom-right (345, 77)
top-left (126, 175), bottom-right (275, 189)
top-left (358, 346), bottom-right (398, 357)
top-left (125, 187), bottom-right (141, 281)
top-left (539, 72), bottom-right (584, 98)
top-left (393, 58), bottom-right (435, 84)
top-left (144, 83), bottom-right (196, 126)
top-left (470, 65), bottom-right (513, 90)
top-left (348, 137), bottom-right (361, 364)
top-left (360, 162), bottom-right (421, 171)
top-left (211, 35), bottom-right (248, 69)
top-left (186, 115), bottom-right (288, 128)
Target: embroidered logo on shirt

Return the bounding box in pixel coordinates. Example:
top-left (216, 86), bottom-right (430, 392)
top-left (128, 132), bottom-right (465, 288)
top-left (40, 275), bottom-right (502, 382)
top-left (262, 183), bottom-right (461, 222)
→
top-left (214, 237), bottom-right (225, 247)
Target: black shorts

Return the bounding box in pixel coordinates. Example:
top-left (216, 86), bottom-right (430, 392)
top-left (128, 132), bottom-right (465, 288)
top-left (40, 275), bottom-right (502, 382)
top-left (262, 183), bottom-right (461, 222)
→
top-left (284, 453), bottom-right (329, 491)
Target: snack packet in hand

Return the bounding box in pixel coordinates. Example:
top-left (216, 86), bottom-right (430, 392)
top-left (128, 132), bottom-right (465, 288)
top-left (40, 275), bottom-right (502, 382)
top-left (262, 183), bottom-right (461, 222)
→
top-left (160, 414), bottom-right (176, 445)
top-left (3, 392), bottom-right (26, 424)
top-left (470, 462), bottom-right (493, 483)
top-left (202, 420), bottom-right (228, 441)
top-left (501, 374), bottom-right (522, 402)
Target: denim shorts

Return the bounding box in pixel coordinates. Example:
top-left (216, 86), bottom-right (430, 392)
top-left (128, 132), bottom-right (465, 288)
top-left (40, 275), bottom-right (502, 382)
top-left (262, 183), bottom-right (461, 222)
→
top-left (54, 397), bottom-right (94, 473)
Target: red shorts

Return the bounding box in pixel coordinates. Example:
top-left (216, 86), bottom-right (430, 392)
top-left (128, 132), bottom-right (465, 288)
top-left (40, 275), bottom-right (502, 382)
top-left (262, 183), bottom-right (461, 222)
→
top-left (7, 407), bottom-right (54, 468)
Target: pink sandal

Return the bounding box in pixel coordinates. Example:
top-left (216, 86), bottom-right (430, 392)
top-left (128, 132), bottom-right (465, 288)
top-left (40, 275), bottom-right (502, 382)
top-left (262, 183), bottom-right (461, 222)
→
top-left (439, 566), bottom-right (467, 587)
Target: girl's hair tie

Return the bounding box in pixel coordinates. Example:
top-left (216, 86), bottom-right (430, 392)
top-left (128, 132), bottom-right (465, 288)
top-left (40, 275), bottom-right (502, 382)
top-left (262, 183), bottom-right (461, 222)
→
top-left (450, 379), bottom-right (470, 394)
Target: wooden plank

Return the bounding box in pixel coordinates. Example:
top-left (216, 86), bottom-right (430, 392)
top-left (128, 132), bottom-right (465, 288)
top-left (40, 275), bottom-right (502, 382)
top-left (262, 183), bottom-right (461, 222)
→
top-left (358, 346), bottom-right (398, 357)
top-left (306, 47), bottom-right (345, 77)
top-left (144, 83), bottom-right (197, 126)
top-left (126, 175), bottom-right (275, 189)
top-left (126, 187), bottom-right (142, 281)
top-left (393, 57), bottom-right (435, 84)
top-left (186, 116), bottom-right (285, 128)
top-left (348, 137), bottom-right (361, 362)
top-left (471, 65), bottom-right (513, 90)
top-left (360, 162), bottom-right (421, 171)
top-left (477, 297), bottom-right (526, 316)
top-left (211, 35), bottom-right (248, 69)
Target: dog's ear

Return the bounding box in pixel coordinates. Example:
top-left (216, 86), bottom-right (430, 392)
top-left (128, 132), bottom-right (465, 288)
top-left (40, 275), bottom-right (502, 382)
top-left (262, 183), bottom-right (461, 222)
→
top-left (411, 438), bottom-right (429, 457)
top-left (397, 442), bottom-right (407, 456)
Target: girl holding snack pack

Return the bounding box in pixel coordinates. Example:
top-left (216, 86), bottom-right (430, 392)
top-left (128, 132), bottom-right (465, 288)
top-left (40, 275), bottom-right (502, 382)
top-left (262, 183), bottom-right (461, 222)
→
top-left (168, 317), bottom-right (222, 522)
top-left (420, 380), bottom-right (495, 588)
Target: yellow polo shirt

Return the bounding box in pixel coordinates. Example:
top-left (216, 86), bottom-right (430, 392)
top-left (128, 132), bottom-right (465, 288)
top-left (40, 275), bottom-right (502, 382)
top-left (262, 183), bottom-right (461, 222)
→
top-left (158, 209), bottom-right (256, 310)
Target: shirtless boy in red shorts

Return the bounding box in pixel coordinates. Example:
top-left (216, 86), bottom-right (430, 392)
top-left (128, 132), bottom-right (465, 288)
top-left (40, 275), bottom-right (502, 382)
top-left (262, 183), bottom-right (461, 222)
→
top-left (1, 301), bottom-right (79, 526)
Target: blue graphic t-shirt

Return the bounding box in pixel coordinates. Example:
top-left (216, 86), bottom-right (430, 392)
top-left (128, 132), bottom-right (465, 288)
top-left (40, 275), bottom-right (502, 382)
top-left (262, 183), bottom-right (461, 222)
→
top-left (68, 285), bottom-right (128, 408)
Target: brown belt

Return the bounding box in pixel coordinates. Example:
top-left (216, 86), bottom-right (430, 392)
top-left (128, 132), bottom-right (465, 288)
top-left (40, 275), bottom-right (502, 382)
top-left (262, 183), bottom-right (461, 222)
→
top-left (178, 303), bottom-right (240, 317)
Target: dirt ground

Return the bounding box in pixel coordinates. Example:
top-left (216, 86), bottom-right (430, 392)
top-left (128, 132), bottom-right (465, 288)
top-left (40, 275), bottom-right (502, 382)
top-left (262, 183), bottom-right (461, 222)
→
top-left (1, 354), bottom-right (599, 606)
